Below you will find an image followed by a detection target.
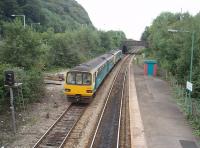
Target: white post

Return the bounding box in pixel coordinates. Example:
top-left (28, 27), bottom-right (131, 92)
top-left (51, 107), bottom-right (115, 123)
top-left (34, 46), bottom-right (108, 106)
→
top-left (23, 15), bottom-right (25, 28)
top-left (9, 87), bottom-right (16, 134)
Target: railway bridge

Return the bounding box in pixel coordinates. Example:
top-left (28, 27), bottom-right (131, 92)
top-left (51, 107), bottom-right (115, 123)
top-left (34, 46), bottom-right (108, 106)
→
top-left (121, 39), bottom-right (146, 54)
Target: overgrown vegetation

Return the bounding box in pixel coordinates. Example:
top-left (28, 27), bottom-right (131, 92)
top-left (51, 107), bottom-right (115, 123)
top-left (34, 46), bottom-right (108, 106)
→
top-left (141, 11), bottom-right (200, 135)
top-left (0, 0), bottom-right (93, 32)
top-left (0, 1), bottom-right (126, 112)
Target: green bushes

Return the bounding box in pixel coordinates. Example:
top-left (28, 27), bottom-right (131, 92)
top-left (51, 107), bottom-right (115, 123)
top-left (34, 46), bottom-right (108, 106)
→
top-left (43, 28), bottom-right (126, 69)
top-left (1, 20), bottom-right (44, 70)
top-left (23, 68), bottom-right (45, 102)
top-left (0, 64), bottom-right (11, 111)
top-left (0, 20), bottom-right (45, 112)
top-left (142, 12), bottom-right (200, 99)
top-left (0, 67), bottom-right (45, 113)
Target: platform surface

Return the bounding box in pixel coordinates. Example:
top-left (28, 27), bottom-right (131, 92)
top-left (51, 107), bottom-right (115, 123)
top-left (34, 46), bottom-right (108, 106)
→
top-left (129, 59), bottom-right (147, 148)
top-left (133, 65), bottom-right (200, 148)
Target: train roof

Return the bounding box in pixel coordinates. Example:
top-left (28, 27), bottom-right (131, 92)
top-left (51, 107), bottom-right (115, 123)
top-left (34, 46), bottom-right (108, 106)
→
top-left (69, 50), bottom-right (121, 72)
top-left (109, 49), bottom-right (121, 55)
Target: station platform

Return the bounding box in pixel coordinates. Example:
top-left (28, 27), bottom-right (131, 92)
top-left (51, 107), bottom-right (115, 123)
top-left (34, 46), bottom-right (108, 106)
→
top-left (129, 63), bottom-right (200, 148)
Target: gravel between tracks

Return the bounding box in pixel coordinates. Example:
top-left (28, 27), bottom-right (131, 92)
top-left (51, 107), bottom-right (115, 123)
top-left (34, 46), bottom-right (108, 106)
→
top-left (120, 62), bottom-right (131, 148)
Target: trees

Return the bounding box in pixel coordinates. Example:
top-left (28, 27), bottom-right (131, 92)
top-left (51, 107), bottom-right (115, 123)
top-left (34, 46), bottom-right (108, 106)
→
top-left (143, 12), bottom-right (200, 135)
top-left (0, 0), bottom-right (20, 20)
top-left (0, 20), bottom-right (45, 111)
top-left (44, 28), bottom-right (126, 69)
top-left (0, 0), bottom-right (93, 34)
top-left (21, 0), bottom-right (43, 23)
top-left (1, 20), bottom-right (43, 70)
top-left (143, 12), bottom-right (200, 99)
top-left (0, 0), bottom-right (126, 111)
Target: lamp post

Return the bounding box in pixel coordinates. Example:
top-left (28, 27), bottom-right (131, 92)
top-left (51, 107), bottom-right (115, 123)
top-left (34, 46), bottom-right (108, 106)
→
top-left (168, 29), bottom-right (195, 114)
top-left (31, 22), bottom-right (40, 28)
top-left (11, 14), bottom-right (26, 28)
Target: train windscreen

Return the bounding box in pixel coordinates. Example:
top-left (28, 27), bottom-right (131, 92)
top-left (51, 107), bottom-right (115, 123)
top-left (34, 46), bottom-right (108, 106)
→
top-left (67, 72), bottom-right (91, 85)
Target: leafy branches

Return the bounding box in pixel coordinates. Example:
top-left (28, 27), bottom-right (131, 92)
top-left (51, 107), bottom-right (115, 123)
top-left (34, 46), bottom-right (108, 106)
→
top-left (1, 20), bottom-right (43, 70)
top-left (0, 19), bottom-right (126, 111)
top-left (142, 12), bottom-right (200, 99)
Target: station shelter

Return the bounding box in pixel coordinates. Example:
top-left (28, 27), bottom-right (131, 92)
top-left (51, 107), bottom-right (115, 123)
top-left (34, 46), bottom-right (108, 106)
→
top-left (144, 60), bottom-right (157, 76)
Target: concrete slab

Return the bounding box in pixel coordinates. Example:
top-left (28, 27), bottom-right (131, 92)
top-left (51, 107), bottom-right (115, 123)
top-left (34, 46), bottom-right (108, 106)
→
top-left (133, 65), bottom-right (200, 148)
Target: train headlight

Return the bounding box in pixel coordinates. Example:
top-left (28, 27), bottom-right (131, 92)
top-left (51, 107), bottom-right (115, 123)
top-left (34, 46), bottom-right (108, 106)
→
top-left (65, 89), bottom-right (71, 92)
top-left (86, 90), bottom-right (93, 93)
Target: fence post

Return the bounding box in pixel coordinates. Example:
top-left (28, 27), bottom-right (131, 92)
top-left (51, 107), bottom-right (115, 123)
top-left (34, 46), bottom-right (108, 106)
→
top-left (181, 88), bottom-right (184, 98)
top-left (190, 97), bottom-right (193, 115)
top-left (165, 71), bottom-right (168, 80)
top-left (185, 91), bottom-right (188, 107)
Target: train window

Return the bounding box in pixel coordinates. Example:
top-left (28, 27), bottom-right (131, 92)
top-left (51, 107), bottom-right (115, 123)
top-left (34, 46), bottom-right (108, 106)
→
top-left (76, 73), bottom-right (82, 84)
top-left (93, 73), bottom-right (96, 82)
top-left (67, 72), bottom-right (76, 84)
top-left (83, 73), bottom-right (91, 85)
top-left (67, 72), bottom-right (91, 85)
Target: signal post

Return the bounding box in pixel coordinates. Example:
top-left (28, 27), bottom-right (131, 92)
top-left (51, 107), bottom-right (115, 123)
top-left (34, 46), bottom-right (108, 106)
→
top-left (4, 71), bottom-right (22, 134)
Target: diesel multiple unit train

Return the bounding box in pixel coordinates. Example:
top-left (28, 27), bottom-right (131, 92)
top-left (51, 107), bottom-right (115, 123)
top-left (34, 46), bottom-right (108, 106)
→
top-left (64, 49), bottom-right (122, 103)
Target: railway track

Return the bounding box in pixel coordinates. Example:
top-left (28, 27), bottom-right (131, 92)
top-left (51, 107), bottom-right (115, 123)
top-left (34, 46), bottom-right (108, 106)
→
top-left (89, 55), bottom-right (131, 148)
top-left (33, 104), bottom-right (86, 148)
top-left (120, 56), bottom-right (132, 148)
top-left (33, 55), bottom-right (132, 148)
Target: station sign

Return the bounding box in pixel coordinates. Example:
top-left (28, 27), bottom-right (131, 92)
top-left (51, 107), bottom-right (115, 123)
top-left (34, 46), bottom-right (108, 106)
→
top-left (186, 81), bottom-right (193, 92)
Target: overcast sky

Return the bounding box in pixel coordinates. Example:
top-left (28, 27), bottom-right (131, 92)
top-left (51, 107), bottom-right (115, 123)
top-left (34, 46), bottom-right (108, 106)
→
top-left (76, 0), bottom-right (200, 40)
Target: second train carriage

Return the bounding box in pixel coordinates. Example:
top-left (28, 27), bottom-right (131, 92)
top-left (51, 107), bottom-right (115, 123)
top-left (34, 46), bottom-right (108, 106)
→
top-left (64, 49), bottom-right (122, 103)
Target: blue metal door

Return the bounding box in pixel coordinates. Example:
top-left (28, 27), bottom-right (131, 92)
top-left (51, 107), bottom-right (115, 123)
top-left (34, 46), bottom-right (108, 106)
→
top-left (148, 63), bottom-right (154, 76)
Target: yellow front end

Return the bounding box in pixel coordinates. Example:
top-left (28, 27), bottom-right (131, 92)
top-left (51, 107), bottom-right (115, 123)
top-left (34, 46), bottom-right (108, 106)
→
top-left (64, 71), bottom-right (94, 103)
top-left (64, 84), bottom-right (93, 96)
top-left (64, 83), bottom-right (94, 103)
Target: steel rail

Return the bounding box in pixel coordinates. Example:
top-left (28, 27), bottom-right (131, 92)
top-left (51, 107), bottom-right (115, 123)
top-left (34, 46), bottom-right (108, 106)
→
top-left (58, 107), bottom-right (84, 148)
top-left (33, 103), bottom-right (72, 148)
top-left (116, 67), bottom-right (128, 148)
top-left (89, 55), bottom-right (130, 148)
top-left (33, 103), bottom-right (86, 148)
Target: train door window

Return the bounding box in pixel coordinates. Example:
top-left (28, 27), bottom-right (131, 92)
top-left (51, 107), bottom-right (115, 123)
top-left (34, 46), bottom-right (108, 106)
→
top-left (76, 73), bottom-right (82, 85)
top-left (67, 72), bottom-right (76, 84)
top-left (83, 73), bottom-right (91, 85)
top-left (94, 72), bottom-right (96, 82)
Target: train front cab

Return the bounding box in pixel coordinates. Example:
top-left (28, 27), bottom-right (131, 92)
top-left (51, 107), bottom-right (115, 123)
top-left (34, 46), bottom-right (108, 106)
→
top-left (64, 71), bottom-right (94, 103)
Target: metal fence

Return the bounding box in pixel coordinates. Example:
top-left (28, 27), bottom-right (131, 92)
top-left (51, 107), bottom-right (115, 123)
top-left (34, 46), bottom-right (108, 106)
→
top-left (167, 73), bottom-right (200, 125)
